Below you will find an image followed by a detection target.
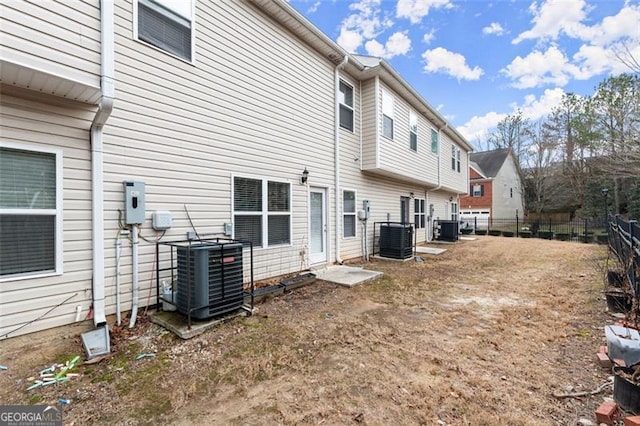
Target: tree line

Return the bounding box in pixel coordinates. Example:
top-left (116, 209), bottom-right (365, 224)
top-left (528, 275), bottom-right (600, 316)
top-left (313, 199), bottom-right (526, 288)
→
top-left (480, 73), bottom-right (639, 221)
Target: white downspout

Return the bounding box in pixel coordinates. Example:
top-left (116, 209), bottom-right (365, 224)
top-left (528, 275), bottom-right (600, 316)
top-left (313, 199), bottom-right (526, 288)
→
top-left (129, 224), bottom-right (139, 328)
top-left (334, 55), bottom-right (349, 264)
top-left (91, 0), bottom-right (115, 328)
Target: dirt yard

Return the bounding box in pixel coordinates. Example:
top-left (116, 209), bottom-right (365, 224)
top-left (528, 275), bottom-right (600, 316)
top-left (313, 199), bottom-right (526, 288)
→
top-left (1, 237), bottom-right (615, 425)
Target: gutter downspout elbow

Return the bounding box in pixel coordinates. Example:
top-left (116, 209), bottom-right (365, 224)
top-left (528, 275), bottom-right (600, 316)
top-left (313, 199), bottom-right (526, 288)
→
top-left (91, 0), bottom-right (115, 328)
top-left (334, 55), bottom-right (349, 265)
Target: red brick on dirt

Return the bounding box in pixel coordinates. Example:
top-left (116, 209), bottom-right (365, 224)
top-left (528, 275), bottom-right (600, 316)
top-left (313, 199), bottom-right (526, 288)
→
top-left (595, 401), bottom-right (620, 425)
top-left (624, 416), bottom-right (640, 426)
top-left (600, 345), bottom-right (608, 354)
top-left (597, 352), bottom-right (613, 368)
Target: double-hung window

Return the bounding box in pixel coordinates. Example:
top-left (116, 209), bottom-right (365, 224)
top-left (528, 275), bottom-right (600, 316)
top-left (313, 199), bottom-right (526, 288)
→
top-left (409, 111), bottom-right (418, 151)
top-left (233, 177), bottom-right (291, 247)
top-left (382, 91), bottom-right (394, 140)
top-left (451, 146), bottom-right (461, 172)
top-left (431, 129), bottom-right (438, 153)
top-left (472, 184), bottom-right (484, 197)
top-left (339, 80), bottom-right (354, 132)
top-left (414, 199), bottom-right (425, 229)
top-left (343, 190), bottom-right (356, 238)
top-left (0, 145), bottom-right (62, 279)
top-left (136, 0), bottom-right (194, 62)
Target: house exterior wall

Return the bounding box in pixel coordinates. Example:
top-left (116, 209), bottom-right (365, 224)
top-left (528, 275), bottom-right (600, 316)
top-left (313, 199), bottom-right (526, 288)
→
top-left (0, 87), bottom-right (95, 338)
top-left (103, 0), bottom-right (339, 315)
top-left (0, 0), bottom-right (474, 338)
top-left (492, 155), bottom-right (524, 218)
top-left (460, 180), bottom-right (493, 211)
top-left (0, 0), bottom-right (101, 90)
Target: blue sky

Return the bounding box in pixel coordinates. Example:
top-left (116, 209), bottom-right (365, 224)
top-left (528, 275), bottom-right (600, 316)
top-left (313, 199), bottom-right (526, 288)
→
top-left (288, 0), bottom-right (640, 148)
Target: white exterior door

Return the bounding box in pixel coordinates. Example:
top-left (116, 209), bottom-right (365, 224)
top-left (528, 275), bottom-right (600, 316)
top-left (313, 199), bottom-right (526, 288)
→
top-left (309, 188), bottom-right (327, 264)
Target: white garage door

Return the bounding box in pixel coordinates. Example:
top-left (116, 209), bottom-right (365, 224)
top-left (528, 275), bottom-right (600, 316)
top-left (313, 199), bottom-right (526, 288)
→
top-left (460, 210), bottom-right (491, 230)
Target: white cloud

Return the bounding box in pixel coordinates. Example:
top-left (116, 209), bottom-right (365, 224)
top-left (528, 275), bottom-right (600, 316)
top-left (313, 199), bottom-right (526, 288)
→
top-left (337, 29), bottom-right (364, 53)
top-left (482, 22), bottom-right (505, 36)
top-left (458, 88), bottom-right (565, 143)
top-left (576, 4), bottom-right (640, 46)
top-left (458, 111), bottom-right (507, 142)
top-left (336, 0), bottom-right (393, 53)
top-left (422, 29), bottom-right (436, 44)
top-left (396, 0), bottom-right (452, 24)
top-left (513, 0), bottom-right (590, 44)
top-left (307, 1), bottom-right (320, 14)
top-left (365, 31), bottom-right (412, 59)
top-left (422, 47), bottom-right (484, 80)
top-left (501, 45), bottom-right (580, 89)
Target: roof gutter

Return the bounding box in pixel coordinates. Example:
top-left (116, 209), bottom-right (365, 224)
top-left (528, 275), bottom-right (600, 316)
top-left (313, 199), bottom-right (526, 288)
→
top-left (90, 0), bottom-right (115, 328)
top-left (334, 54), bottom-right (349, 264)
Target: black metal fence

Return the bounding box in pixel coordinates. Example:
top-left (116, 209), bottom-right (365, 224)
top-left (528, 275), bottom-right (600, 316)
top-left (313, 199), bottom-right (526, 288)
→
top-left (461, 215), bottom-right (609, 243)
top-left (607, 214), bottom-right (640, 295)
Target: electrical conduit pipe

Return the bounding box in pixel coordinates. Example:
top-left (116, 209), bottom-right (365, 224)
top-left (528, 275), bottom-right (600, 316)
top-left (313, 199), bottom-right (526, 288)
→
top-left (129, 224), bottom-right (139, 328)
top-left (91, 0), bottom-right (115, 328)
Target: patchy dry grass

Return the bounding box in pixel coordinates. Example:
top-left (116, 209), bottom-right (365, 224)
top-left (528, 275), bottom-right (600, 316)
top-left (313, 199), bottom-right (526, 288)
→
top-left (0, 237), bottom-right (613, 425)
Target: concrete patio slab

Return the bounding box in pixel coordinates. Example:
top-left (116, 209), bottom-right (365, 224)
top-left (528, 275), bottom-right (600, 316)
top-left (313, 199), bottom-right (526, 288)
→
top-left (415, 246), bottom-right (447, 255)
top-left (314, 265), bottom-right (383, 287)
top-left (149, 308), bottom-right (249, 339)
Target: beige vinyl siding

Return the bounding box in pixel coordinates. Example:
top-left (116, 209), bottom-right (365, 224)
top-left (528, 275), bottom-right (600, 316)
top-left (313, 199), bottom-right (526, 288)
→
top-left (439, 132), bottom-right (469, 193)
top-left (103, 0), bottom-right (337, 314)
top-left (493, 155), bottom-right (524, 218)
top-left (0, 89), bottom-right (95, 338)
top-left (362, 82), bottom-right (442, 186)
top-left (0, 0), bottom-right (101, 89)
top-left (360, 78), bottom-right (377, 170)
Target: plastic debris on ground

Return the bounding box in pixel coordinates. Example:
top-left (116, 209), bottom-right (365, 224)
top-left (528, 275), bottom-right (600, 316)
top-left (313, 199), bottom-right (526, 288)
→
top-left (26, 355), bottom-right (81, 391)
top-left (135, 353), bottom-right (156, 361)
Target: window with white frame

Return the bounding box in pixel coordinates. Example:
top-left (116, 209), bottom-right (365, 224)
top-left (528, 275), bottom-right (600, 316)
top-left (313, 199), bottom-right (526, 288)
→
top-left (136, 0), bottom-right (194, 61)
top-left (233, 177), bottom-right (291, 247)
top-left (343, 190), bottom-right (356, 238)
top-left (409, 111), bottom-right (418, 151)
top-left (0, 146), bottom-right (62, 278)
top-left (431, 128), bottom-right (438, 153)
top-left (339, 80), bottom-right (354, 132)
top-left (472, 184), bottom-right (484, 197)
top-left (451, 202), bottom-right (458, 221)
top-left (414, 198), bottom-right (425, 229)
top-left (382, 91), bottom-right (394, 139)
top-left (451, 145), bottom-right (461, 172)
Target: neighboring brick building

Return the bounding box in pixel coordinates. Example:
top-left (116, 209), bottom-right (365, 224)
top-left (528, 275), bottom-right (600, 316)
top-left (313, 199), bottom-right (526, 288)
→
top-left (460, 148), bottom-right (523, 228)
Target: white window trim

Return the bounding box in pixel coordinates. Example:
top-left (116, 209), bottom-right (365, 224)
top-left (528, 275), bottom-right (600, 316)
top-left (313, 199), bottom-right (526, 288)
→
top-left (133, 0), bottom-right (197, 65)
top-left (414, 198), bottom-right (425, 229)
top-left (430, 128), bottom-right (438, 154)
top-left (339, 79), bottom-right (354, 132)
top-left (381, 90), bottom-right (394, 140)
top-left (231, 174), bottom-right (293, 249)
top-left (342, 189), bottom-right (357, 239)
top-left (0, 141), bottom-right (63, 282)
top-left (409, 110), bottom-right (418, 152)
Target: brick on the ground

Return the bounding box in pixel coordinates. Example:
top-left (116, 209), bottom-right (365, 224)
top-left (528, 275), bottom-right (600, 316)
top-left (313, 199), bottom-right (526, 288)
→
top-left (595, 401), bottom-right (620, 425)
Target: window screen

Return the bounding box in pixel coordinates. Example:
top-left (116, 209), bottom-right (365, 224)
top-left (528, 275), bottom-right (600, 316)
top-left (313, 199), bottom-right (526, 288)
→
top-left (0, 147), bottom-right (58, 277)
top-left (138, 0), bottom-right (192, 61)
top-left (339, 80), bottom-right (354, 131)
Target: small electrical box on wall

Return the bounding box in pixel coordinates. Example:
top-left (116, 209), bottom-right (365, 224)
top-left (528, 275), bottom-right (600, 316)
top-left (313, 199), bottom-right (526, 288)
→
top-left (152, 211), bottom-right (173, 230)
top-left (123, 181), bottom-right (145, 225)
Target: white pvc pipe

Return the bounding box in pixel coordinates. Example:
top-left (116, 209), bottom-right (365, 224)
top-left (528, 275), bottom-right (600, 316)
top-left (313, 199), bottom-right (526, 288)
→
top-left (129, 224), bottom-right (139, 328)
top-left (115, 233), bottom-right (122, 326)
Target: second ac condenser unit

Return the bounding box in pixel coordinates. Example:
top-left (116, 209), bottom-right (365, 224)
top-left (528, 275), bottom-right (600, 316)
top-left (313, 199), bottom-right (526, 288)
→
top-left (176, 242), bottom-right (244, 320)
top-left (379, 223), bottom-right (413, 259)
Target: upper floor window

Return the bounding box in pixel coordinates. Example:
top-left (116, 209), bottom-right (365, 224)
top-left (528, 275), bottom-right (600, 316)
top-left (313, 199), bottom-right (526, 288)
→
top-left (339, 80), bottom-right (354, 132)
top-left (451, 146), bottom-right (461, 172)
top-left (431, 129), bottom-right (438, 153)
top-left (343, 190), bottom-right (356, 238)
top-left (472, 184), bottom-right (484, 197)
top-left (137, 0), bottom-right (194, 62)
top-left (0, 146), bottom-right (62, 279)
top-left (382, 91), bottom-right (394, 140)
top-left (233, 177), bottom-right (291, 248)
top-left (409, 111), bottom-right (418, 151)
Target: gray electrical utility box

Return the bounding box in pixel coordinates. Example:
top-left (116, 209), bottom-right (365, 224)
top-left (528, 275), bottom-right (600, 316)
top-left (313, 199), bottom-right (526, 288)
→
top-left (123, 181), bottom-right (145, 224)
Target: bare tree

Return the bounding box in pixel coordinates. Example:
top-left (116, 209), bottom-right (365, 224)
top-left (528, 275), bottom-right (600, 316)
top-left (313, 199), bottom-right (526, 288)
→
top-left (613, 39), bottom-right (640, 75)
